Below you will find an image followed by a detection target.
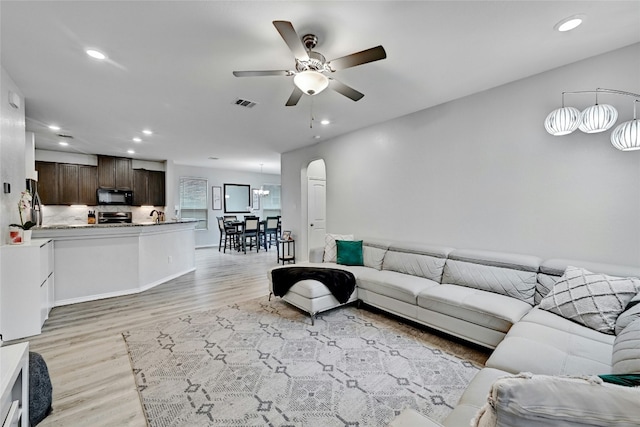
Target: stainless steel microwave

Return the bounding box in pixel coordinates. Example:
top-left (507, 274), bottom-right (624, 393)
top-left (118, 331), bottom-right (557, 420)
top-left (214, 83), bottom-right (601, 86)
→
top-left (97, 188), bottom-right (133, 205)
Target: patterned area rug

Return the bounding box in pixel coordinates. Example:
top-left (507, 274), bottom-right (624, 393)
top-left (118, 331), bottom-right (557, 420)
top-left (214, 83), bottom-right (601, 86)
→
top-left (123, 298), bottom-right (481, 426)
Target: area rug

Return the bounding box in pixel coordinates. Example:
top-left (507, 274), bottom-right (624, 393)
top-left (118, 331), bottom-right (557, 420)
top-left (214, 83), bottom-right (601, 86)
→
top-left (123, 298), bottom-right (481, 426)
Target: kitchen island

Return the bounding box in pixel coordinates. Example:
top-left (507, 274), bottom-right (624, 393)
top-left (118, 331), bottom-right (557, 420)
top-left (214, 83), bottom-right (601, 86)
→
top-left (33, 220), bottom-right (197, 306)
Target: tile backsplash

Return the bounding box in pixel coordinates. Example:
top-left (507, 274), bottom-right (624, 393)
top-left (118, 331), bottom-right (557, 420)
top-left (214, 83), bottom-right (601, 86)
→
top-left (41, 205), bottom-right (166, 225)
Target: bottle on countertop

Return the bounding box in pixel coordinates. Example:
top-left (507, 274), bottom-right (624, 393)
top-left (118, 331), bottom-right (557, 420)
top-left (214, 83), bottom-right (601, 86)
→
top-left (88, 210), bottom-right (96, 224)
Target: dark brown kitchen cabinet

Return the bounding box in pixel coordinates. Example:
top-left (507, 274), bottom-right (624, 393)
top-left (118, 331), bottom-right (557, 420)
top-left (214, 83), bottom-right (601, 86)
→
top-left (35, 161), bottom-right (58, 205)
top-left (78, 165), bottom-right (98, 205)
top-left (148, 171), bottom-right (165, 206)
top-left (58, 163), bottom-right (79, 205)
top-left (133, 169), bottom-right (149, 206)
top-left (132, 169), bottom-right (165, 206)
top-left (98, 155), bottom-right (132, 189)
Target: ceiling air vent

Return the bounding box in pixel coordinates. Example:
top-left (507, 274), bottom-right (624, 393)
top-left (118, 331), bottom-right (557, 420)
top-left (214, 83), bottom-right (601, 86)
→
top-left (233, 98), bottom-right (257, 108)
top-left (57, 134), bottom-right (74, 139)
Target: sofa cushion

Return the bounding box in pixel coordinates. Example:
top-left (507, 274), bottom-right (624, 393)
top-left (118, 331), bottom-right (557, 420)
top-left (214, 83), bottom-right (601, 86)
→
top-left (472, 373), bottom-right (640, 427)
top-left (486, 308), bottom-right (614, 375)
top-left (382, 242), bottom-right (452, 282)
top-left (323, 233), bottom-right (353, 262)
top-left (539, 266), bottom-right (640, 335)
top-left (336, 240), bottom-right (364, 266)
top-left (616, 293), bottom-right (640, 335)
top-left (363, 246), bottom-right (387, 270)
top-left (417, 284), bottom-right (532, 333)
top-left (442, 368), bottom-right (509, 427)
top-left (442, 260), bottom-right (537, 305)
top-left (612, 318), bottom-right (640, 374)
top-left (357, 270), bottom-right (439, 305)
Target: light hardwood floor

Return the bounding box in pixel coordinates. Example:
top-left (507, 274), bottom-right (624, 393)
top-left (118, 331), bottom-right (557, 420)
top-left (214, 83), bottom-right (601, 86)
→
top-left (10, 247), bottom-right (489, 427)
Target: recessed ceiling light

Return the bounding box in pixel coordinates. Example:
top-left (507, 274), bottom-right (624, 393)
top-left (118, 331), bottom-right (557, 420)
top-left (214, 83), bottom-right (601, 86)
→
top-left (133, 137), bottom-right (142, 142)
top-left (142, 129), bottom-right (153, 135)
top-left (127, 149), bottom-right (135, 154)
top-left (320, 119), bottom-right (330, 125)
top-left (313, 135), bottom-right (321, 139)
top-left (58, 141), bottom-right (69, 146)
top-left (49, 125), bottom-right (60, 131)
top-left (86, 49), bottom-right (107, 60)
top-left (554, 15), bottom-right (585, 32)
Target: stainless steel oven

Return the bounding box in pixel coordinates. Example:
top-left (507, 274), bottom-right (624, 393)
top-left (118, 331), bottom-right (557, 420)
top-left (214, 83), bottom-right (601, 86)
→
top-left (98, 212), bottom-right (132, 224)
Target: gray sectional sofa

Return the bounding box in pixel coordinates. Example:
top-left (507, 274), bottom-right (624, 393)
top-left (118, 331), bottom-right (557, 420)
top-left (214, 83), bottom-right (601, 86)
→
top-left (267, 239), bottom-right (640, 426)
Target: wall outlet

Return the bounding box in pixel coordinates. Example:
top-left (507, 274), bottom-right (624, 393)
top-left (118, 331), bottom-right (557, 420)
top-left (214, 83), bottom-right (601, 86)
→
top-left (168, 256), bottom-right (173, 264)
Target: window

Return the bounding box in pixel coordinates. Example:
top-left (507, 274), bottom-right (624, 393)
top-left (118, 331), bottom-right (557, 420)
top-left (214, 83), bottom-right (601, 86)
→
top-left (261, 184), bottom-right (281, 209)
top-left (179, 177), bottom-right (208, 230)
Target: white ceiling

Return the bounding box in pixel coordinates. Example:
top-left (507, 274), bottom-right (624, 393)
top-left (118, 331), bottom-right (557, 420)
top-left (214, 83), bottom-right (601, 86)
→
top-left (2, 1), bottom-right (639, 175)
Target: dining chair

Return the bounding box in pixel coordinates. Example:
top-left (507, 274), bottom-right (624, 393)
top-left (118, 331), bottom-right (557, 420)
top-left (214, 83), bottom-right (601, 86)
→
top-left (241, 217), bottom-right (260, 253)
top-left (263, 216), bottom-right (280, 250)
top-left (217, 217), bottom-right (237, 253)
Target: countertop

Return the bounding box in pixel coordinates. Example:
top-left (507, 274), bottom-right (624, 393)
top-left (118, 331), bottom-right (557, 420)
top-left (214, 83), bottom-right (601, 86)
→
top-left (34, 219), bottom-right (198, 230)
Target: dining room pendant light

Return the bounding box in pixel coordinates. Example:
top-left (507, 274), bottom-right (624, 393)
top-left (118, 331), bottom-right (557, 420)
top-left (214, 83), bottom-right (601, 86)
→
top-left (578, 93), bottom-right (618, 134)
top-left (544, 106), bottom-right (581, 136)
top-left (610, 100), bottom-right (640, 151)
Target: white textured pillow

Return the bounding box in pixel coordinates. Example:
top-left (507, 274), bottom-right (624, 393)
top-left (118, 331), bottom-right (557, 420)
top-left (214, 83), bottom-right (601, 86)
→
top-left (323, 234), bottom-right (353, 263)
top-left (539, 266), bottom-right (640, 334)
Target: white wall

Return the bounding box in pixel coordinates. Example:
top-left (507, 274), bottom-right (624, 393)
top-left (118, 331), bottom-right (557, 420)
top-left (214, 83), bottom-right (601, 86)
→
top-left (0, 66), bottom-right (26, 342)
top-left (172, 164), bottom-right (281, 248)
top-left (281, 43), bottom-right (640, 266)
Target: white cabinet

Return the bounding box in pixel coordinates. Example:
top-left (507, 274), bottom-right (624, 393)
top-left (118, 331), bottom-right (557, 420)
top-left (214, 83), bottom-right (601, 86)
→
top-left (1, 239), bottom-right (54, 341)
top-left (0, 343), bottom-right (29, 427)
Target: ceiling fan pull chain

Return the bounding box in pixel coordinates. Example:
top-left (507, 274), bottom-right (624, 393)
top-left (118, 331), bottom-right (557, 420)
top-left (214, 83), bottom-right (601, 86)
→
top-left (310, 98), bottom-right (315, 128)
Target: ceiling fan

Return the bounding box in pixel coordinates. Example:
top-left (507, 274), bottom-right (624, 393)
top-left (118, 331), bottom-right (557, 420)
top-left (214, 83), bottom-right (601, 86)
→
top-left (233, 20), bottom-right (387, 106)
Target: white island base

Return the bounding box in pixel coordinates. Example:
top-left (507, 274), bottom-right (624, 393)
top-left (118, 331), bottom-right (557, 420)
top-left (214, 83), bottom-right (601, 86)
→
top-left (33, 221), bottom-right (196, 306)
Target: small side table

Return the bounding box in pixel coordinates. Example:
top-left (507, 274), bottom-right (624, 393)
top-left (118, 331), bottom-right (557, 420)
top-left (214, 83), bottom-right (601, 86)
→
top-left (277, 239), bottom-right (296, 265)
top-left (0, 342), bottom-right (29, 427)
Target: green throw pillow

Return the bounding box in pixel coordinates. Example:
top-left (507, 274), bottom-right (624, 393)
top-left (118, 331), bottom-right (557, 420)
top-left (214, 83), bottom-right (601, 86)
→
top-left (336, 240), bottom-right (364, 266)
top-left (598, 374), bottom-right (640, 387)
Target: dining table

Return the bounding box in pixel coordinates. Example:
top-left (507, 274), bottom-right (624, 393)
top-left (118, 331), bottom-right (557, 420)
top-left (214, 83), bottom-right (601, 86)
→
top-left (224, 219), bottom-right (268, 251)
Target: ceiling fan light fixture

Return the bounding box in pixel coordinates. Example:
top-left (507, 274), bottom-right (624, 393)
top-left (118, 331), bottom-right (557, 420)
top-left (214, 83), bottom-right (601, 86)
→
top-left (294, 71), bottom-right (329, 96)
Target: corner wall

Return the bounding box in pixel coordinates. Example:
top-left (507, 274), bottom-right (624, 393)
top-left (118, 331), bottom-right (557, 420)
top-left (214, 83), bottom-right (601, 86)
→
top-left (281, 43), bottom-right (640, 266)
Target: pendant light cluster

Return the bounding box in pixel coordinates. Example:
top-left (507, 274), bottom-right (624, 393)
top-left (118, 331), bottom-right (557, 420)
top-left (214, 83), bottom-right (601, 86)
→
top-left (544, 88), bottom-right (640, 151)
top-left (256, 164), bottom-right (270, 197)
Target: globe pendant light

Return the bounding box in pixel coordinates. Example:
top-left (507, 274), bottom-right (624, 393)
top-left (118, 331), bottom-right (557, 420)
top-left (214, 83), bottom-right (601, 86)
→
top-left (578, 93), bottom-right (618, 133)
top-left (611, 100), bottom-right (640, 151)
top-left (294, 70), bottom-right (329, 95)
top-left (544, 106), bottom-right (581, 136)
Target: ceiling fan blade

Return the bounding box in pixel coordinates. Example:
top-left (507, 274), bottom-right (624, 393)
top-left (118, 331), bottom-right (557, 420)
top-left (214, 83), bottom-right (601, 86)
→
top-left (273, 20), bottom-right (309, 61)
top-left (328, 45), bottom-right (387, 71)
top-left (233, 70), bottom-right (291, 77)
top-left (285, 87), bottom-right (304, 106)
top-left (329, 79), bottom-right (364, 102)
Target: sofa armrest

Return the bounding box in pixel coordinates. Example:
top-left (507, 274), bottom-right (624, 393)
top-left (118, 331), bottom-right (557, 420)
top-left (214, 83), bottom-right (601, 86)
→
top-left (389, 408), bottom-right (443, 427)
top-left (309, 247), bottom-right (324, 263)
top-left (473, 373), bottom-right (640, 427)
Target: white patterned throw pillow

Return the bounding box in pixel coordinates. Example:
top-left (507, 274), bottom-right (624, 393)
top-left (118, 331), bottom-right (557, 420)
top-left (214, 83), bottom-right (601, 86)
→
top-left (323, 234), bottom-right (354, 263)
top-left (539, 266), bottom-right (640, 334)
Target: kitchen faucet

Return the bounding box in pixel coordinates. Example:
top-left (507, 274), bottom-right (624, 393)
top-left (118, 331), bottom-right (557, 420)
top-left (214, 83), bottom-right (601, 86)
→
top-left (149, 209), bottom-right (161, 223)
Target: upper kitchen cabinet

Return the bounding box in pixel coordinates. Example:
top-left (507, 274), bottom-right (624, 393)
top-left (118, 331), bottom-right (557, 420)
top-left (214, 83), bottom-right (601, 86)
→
top-left (35, 161), bottom-right (59, 205)
top-left (58, 163), bottom-right (79, 205)
top-left (98, 155), bottom-right (132, 189)
top-left (148, 170), bottom-right (166, 206)
top-left (133, 169), bottom-right (149, 206)
top-left (132, 169), bottom-right (165, 206)
top-left (78, 165), bottom-right (98, 205)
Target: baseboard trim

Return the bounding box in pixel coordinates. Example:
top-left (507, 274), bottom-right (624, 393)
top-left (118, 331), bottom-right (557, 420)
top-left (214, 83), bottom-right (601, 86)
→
top-left (54, 267), bottom-right (197, 307)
